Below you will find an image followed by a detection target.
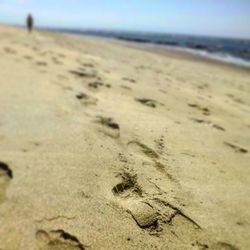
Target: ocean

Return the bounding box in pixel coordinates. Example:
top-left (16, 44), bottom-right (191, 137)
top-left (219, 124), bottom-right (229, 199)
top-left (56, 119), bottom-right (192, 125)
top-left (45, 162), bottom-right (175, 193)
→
top-left (55, 29), bottom-right (250, 68)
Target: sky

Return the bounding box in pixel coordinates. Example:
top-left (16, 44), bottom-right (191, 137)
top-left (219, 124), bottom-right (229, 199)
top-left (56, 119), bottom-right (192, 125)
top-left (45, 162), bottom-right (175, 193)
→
top-left (0, 0), bottom-right (250, 39)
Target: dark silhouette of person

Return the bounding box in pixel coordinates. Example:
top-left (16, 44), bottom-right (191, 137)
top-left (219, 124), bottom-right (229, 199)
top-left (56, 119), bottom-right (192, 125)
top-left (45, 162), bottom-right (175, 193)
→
top-left (26, 14), bottom-right (34, 33)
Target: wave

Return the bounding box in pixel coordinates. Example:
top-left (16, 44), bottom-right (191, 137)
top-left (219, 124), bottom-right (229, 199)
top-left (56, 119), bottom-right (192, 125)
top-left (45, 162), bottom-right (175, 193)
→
top-left (143, 44), bottom-right (250, 68)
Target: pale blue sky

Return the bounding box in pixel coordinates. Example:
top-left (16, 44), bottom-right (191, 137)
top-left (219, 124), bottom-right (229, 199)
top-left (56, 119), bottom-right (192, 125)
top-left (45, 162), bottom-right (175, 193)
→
top-left (0, 0), bottom-right (250, 39)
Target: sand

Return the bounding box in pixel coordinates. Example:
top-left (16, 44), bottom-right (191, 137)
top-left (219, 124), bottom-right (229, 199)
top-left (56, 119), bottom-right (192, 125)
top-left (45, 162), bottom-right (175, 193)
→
top-left (0, 24), bottom-right (249, 250)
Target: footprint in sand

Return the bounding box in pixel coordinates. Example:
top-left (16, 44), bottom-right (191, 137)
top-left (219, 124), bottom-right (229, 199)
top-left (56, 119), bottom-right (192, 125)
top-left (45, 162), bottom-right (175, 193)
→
top-left (57, 53), bottom-right (66, 59)
top-left (224, 142), bottom-right (248, 154)
top-left (76, 92), bottom-right (98, 106)
top-left (111, 169), bottom-right (200, 237)
top-left (112, 169), bottom-right (159, 229)
top-left (227, 93), bottom-right (245, 105)
top-left (37, 61), bottom-right (48, 67)
top-left (127, 140), bottom-right (173, 180)
top-left (120, 85), bottom-right (132, 90)
top-left (211, 242), bottom-right (239, 250)
top-left (191, 119), bottom-right (226, 131)
top-left (188, 103), bottom-right (211, 116)
top-left (135, 98), bottom-right (157, 108)
top-left (88, 81), bottom-right (111, 90)
top-left (81, 63), bottom-right (94, 68)
top-left (52, 57), bottom-right (63, 65)
top-left (4, 47), bottom-right (17, 55)
top-left (122, 77), bottom-right (136, 83)
top-left (69, 69), bottom-right (97, 78)
top-left (24, 55), bottom-right (33, 60)
top-left (212, 124), bottom-right (225, 131)
top-left (36, 229), bottom-right (86, 250)
top-left (94, 116), bottom-right (120, 138)
top-left (0, 161), bottom-right (13, 204)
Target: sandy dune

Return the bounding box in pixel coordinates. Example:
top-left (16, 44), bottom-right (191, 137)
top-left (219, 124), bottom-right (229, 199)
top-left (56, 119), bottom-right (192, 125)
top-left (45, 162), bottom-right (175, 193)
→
top-left (0, 25), bottom-right (250, 250)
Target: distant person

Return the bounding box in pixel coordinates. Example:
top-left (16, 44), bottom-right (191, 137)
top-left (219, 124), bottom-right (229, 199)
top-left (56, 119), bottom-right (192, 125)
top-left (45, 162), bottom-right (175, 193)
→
top-left (26, 14), bottom-right (34, 33)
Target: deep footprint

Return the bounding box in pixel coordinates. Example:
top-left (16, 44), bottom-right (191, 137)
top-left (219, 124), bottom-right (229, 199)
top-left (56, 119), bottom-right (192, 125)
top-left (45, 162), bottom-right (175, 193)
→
top-left (112, 170), bottom-right (142, 197)
top-left (36, 229), bottom-right (86, 250)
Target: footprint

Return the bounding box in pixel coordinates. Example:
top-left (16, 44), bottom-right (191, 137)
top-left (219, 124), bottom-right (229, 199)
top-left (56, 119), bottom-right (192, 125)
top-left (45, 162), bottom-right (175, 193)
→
top-left (24, 55), bottom-right (33, 60)
top-left (224, 142), bottom-right (248, 154)
top-left (76, 92), bottom-right (98, 106)
top-left (191, 118), bottom-right (211, 124)
top-left (88, 81), bottom-right (104, 89)
top-left (188, 104), bottom-right (210, 116)
top-left (128, 141), bottom-right (159, 159)
top-left (136, 98), bottom-right (157, 108)
top-left (191, 119), bottom-right (225, 131)
top-left (57, 53), bottom-right (66, 58)
top-left (111, 170), bottom-right (197, 235)
top-left (4, 47), bottom-right (17, 54)
top-left (120, 85), bottom-right (131, 90)
top-left (128, 141), bottom-right (174, 180)
top-left (211, 242), bottom-right (239, 250)
top-left (82, 63), bottom-right (94, 68)
top-left (0, 161), bottom-right (13, 204)
top-left (95, 116), bottom-right (120, 138)
top-left (52, 57), bottom-right (63, 65)
top-left (112, 170), bottom-right (159, 229)
top-left (37, 61), bottom-right (48, 67)
top-left (69, 69), bottom-right (97, 78)
top-left (212, 124), bottom-right (225, 131)
top-left (36, 229), bottom-right (86, 250)
top-left (227, 94), bottom-right (245, 105)
top-left (122, 77), bottom-right (136, 83)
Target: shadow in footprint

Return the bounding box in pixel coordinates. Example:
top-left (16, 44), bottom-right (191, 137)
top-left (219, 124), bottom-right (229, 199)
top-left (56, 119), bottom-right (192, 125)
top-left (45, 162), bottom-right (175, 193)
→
top-left (112, 171), bottom-right (142, 197)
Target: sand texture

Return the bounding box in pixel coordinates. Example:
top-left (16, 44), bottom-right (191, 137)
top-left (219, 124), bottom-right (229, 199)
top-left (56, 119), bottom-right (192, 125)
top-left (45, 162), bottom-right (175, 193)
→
top-left (0, 25), bottom-right (250, 250)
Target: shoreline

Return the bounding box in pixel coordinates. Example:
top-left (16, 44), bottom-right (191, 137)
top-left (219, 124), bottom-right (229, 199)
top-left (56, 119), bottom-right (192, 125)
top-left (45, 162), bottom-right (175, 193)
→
top-left (43, 27), bottom-right (250, 70)
top-left (3, 23), bottom-right (250, 71)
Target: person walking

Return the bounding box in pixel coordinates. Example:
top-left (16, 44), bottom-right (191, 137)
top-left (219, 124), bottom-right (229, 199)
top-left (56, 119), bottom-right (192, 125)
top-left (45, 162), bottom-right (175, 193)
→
top-left (26, 13), bottom-right (34, 33)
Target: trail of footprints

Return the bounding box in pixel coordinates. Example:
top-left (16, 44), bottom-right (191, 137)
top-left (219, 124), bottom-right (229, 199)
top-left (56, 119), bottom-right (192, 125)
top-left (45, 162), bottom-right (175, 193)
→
top-left (1, 41), bottom-right (244, 249)
top-left (109, 136), bottom-right (239, 249)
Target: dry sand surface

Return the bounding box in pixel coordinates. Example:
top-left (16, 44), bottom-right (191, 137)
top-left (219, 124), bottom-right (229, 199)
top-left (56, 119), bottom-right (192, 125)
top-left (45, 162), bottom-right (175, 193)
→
top-left (0, 25), bottom-right (250, 250)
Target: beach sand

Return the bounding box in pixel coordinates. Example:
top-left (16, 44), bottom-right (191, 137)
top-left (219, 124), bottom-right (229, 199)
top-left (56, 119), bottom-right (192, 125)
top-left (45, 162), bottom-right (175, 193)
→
top-left (0, 25), bottom-right (249, 250)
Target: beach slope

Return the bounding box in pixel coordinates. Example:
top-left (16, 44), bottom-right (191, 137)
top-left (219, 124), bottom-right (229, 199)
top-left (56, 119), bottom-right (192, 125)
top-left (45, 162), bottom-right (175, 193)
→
top-left (0, 25), bottom-right (250, 250)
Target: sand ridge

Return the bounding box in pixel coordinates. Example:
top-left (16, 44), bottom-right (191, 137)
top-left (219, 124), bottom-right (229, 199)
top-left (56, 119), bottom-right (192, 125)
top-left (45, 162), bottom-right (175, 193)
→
top-left (0, 25), bottom-right (249, 249)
